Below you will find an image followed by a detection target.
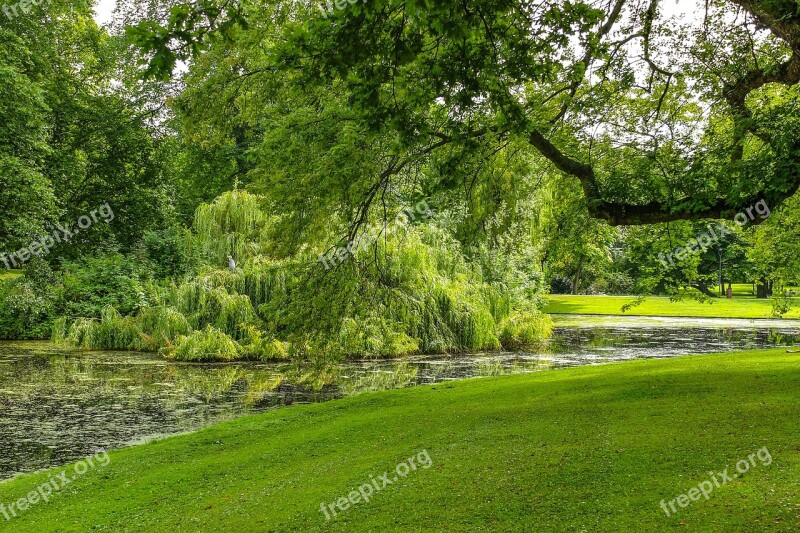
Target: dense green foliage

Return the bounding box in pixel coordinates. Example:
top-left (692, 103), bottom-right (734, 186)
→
top-left (52, 191), bottom-right (552, 360)
top-left (127, 0), bottom-right (800, 228)
top-left (3, 0), bottom-right (800, 348)
top-left (0, 0), bottom-right (177, 256)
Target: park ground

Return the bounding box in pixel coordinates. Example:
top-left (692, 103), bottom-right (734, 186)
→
top-left (544, 287), bottom-right (800, 319)
top-left (1, 348), bottom-right (798, 531)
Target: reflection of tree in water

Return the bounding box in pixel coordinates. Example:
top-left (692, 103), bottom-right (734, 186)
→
top-left (767, 329), bottom-right (795, 347)
top-left (269, 361), bottom-right (420, 395)
top-left (4, 323), bottom-right (800, 480)
top-left (337, 362), bottom-right (419, 395)
top-left (284, 362), bottom-right (341, 392)
top-left (170, 366), bottom-right (248, 402)
top-left (473, 359), bottom-right (530, 377)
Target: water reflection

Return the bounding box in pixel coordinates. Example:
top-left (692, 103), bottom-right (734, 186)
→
top-left (1, 320), bottom-right (799, 480)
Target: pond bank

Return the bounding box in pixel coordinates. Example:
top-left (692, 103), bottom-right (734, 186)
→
top-left (1, 348), bottom-right (798, 531)
top-left (1, 316), bottom-right (799, 481)
top-left (544, 294), bottom-right (800, 319)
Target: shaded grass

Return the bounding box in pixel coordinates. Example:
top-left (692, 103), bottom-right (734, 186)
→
top-left (2, 349), bottom-right (800, 531)
top-left (544, 294), bottom-right (800, 319)
top-left (687, 284), bottom-right (800, 299)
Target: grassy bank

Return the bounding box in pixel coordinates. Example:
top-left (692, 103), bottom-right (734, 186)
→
top-left (544, 294), bottom-right (800, 319)
top-left (2, 349), bottom-right (799, 531)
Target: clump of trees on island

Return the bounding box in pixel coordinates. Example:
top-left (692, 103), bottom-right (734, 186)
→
top-left (51, 191), bottom-right (552, 360)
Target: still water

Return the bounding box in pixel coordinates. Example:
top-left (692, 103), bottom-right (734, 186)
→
top-left (1, 316), bottom-right (798, 480)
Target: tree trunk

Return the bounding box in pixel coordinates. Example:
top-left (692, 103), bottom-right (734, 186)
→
top-left (756, 278), bottom-right (772, 298)
top-left (691, 282), bottom-right (718, 298)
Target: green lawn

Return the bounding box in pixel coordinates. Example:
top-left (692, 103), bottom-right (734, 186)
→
top-left (2, 349), bottom-right (799, 531)
top-left (687, 284), bottom-right (800, 299)
top-left (544, 294), bottom-right (800, 319)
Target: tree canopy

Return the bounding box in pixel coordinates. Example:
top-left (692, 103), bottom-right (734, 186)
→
top-left (127, 0), bottom-right (800, 227)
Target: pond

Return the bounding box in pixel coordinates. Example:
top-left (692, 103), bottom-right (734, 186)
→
top-left (2, 316), bottom-right (799, 481)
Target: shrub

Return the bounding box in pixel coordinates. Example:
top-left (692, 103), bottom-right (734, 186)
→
top-left (169, 325), bottom-right (242, 362)
top-left (58, 306), bottom-right (144, 350)
top-left (549, 276), bottom-right (573, 295)
top-left (499, 307), bottom-right (553, 350)
top-left (0, 258), bottom-right (60, 339)
top-left (61, 253), bottom-right (149, 318)
top-left (142, 226), bottom-right (189, 278)
top-left (51, 316), bottom-right (68, 344)
top-left (137, 306), bottom-right (193, 350)
top-left (602, 271), bottom-right (635, 295)
top-left (240, 325), bottom-right (290, 361)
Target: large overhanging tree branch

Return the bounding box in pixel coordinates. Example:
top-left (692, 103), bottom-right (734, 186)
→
top-left (527, 0), bottom-right (800, 225)
top-left (129, 0), bottom-right (800, 226)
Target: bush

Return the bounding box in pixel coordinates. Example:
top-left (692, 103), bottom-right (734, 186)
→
top-left (1, 252), bottom-right (154, 340)
top-left (142, 227), bottom-right (189, 278)
top-left (169, 325), bottom-right (242, 362)
top-left (240, 325), bottom-right (290, 361)
top-left (549, 276), bottom-right (573, 295)
top-left (499, 307), bottom-right (553, 350)
top-left (61, 253), bottom-right (150, 318)
top-left (600, 271), bottom-right (635, 295)
top-left (57, 306), bottom-right (144, 350)
top-left (0, 258), bottom-right (60, 339)
top-left (137, 306), bottom-right (193, 351)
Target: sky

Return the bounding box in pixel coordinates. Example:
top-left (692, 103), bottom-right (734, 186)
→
top-left (93, 0), bottom-right (115, 25)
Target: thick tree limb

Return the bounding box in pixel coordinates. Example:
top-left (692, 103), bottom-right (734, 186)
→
top-left (528, 0), bottom-right (800, 226)
top-left (528, 129), bottom-right (800, 226)
top-left (725, 53), bottom-right (800, 110)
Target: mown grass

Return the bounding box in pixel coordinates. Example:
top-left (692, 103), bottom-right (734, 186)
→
top-left (544, 294), bottom-right (800, 319)
top-left (688, 284), bottom-right (800, 299)
top-left (1, 349), bottom-right (799, 531)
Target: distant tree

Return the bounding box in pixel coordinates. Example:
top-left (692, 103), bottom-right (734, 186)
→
top-left (0, 0), bottom-right (178, 260)
top-left (746, 196), bottom-right (800, 297)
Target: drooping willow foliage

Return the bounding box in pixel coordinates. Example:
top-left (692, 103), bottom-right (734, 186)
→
top-left (187, 190), bottom-right (272, 267)
top-left (54, 190), bottom-right (551, 361)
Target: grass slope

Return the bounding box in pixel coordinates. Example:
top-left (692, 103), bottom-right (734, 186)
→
top-left (544, 294), bottom-right (800, 319)
top-left (2, 349), bottom-right (800, 531)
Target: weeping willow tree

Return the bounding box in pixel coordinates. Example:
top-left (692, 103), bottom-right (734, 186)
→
top-left (54, 190), bottom-right (551, 360)
top-left (188, 190), bottom-right (273, 268)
